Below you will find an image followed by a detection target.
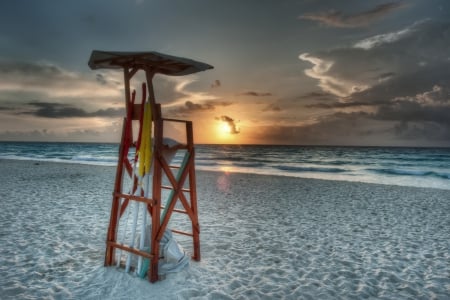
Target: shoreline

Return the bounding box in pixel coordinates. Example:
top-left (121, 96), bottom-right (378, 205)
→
top-left (1, 158), bottom-right (449, 192)
top-left (0, 159), bottom-right (449, 299)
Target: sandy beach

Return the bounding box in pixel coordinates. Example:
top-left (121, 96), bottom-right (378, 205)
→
top-left (0, 159), bottom-right (449, 299)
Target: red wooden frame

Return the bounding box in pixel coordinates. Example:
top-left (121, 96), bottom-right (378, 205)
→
top-left (102, 67), bottom-right (201, 283)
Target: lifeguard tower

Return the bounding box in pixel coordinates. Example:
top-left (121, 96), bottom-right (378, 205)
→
top-left (88, 50), bottom-right (213, 282)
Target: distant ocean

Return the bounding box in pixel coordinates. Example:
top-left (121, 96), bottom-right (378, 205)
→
top-left (0, 142), bottom-right (449, 190)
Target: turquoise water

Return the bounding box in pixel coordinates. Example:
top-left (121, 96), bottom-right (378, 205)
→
top-left (0, 142), bottom-right (449, 190)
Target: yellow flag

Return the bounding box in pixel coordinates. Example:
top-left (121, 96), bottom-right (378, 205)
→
top-left (138, 102), bottom-right (152, 176)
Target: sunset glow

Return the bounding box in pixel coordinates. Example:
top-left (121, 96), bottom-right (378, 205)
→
top-left (0, 1), bottom-right (449, 147)
top-left (220, 123), bottom-right (232, 134)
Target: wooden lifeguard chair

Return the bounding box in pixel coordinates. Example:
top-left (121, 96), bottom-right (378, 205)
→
top-left (88, 50), bottom-right (213, 282)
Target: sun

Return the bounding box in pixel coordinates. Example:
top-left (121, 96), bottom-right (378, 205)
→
top-left (221, 123), bottom-right (232, 134)
top-left (217, 122), bottom-right (232, 138)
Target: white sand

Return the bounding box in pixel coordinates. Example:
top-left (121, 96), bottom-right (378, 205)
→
top-left (0, 159), bottom-right (449, 299)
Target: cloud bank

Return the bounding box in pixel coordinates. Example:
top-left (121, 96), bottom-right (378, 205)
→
top-left (19, 102), bottom-right (124, 118)
top-left (296, 19), bottom-right (450, 145)
top-left (299, 2), bottom-right (406, 28)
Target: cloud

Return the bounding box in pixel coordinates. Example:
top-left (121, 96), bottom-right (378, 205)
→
top-left (0, 105), bottom-right (14, 111)
top-left (392, 121), bottom-right (450, 141)
top-left (166, 100), bottom-right (233, 117)
top-left (348, 64), bottom-right (450, 106)
top-left (299, 20), bottom-right (450, 102)
top-left (249, 112), bottom-right (388, 145)
top-left (375, 101), bottom-right (450, 125)
top-left (96, 73), bottom-right (108, 85)
top-left (393, 85), bottom-right (450, 107)
top-left (376, 72), bottom-right (396, 83)
top-left (262, 103), bottom-right (281, 112)
top-left (297, 19), bottom-right (450, 146)
top-left (215, 115), bottom-right (240, 134)
top-left (250, 107), bottom-right (450, 146)
top-left (0, 59), bottom-right (121, 99)
top-left (299, 2), bottom-right (406, 28)
top-left (162, 77), bottom-right (220, 107)
top-left (0, 127), bottom-right (120, 142)
top-left (211, 79), bottom-right (221, 88)
top-left (353, 20), bottom-right (423, 50)
top-left (305, 101), bottom-right (382, 109)
top-left (304, 84), bottom-right (450, 144)
top-left (238, 91), bottom-right (272, 97)
top-left (372, 85), bottom-right (450, 124)
top-left (298, 91), bottom-right (336, 101)
top-left (299, 53), bottom-right (369, 98)
top-left (18, 102), bottom-right (124, 118)
top-left (184, 101), bottom-right (215, 111)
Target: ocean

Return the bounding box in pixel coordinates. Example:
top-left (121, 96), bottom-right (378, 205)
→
top-left (0, 142), bottom-right (449, 190)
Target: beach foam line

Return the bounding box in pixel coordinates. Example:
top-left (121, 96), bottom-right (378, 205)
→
top-left (368, 168), bottom-right (450, 179)
top-left (274, 165), bottom-right (347, 173)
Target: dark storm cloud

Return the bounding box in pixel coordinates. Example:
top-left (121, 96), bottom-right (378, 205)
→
top-left (362, 114), bottom-right (450, 143)
top-left (299, 2), bottom-right (406, 28)
top-left (373, 86), bottom-right (450, 125)
top-left (93, 107), bottom-right (126, 117)
top-left (298, 21), bottom-right (450, 147)
top-left (0, 60), bottom-right (68, 79)
top-left (305, 101), bottom-right (384, 109)
top-left (311, 84), bottom-right (450, 143)
top-left (0, 106), bottom-right (13, 111)
top-left (375, 72), bottom-right (396, 82)
top-left (0, 128), bottom-right (107, 142)
top-left (347, 65), bottom-right (450, 105)
top-left (184, 101), bottom-right (215, 111)
top-left (21, 102), bottom-right (88, 118)
top-left (20, 102), bottom-right (124, 118)
top-left (262, 103), bottom-right (282, 112)
top-left (253, 109), bottom-right (450, 146)
top-left (300, 19), bottom-right (450, 104)
top-left (302, 83), bottom-right (450, 143)
top-left (298, 91), bottom-right (336, 101)
top-left (238, 91), bottom-right (272, 97)
top-left (215, 115), bottom-right (240, 134)
top-left (96, 74), bottom-right (108, 85)
top-left (375, 102), bottom-right (450, 125)
top-left (393, 121), bottom-right (450, 141)
top-left (0, 58), bottom-right (120, 101)
top-left (250, 112), bottom-right (375, 145)
top-left (167, 100), bottom-right (233, 116)
top-left (211, 80), bottom-right (221, 88)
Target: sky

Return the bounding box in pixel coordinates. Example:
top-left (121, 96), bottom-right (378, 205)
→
top-left (0, 0), bottom-right (449, 146)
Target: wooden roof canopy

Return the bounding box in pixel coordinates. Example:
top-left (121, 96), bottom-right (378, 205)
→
top-left (88, 50), bottom-right (213, 75)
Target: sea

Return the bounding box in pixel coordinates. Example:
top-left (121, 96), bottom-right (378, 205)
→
top-left (0, 142), bottom-right (449, 190)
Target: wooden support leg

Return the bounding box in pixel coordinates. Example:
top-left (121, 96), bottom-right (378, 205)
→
top-left (189, 160), bottom-right (201, 261)
top-left (186, 122), bottom-right (200, 261)
top-left (149, 151), bottom-right (162, 282)
top-left (105, 119), bottom-right (128, 266)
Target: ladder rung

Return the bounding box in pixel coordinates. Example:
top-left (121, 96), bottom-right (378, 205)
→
top-left (160, 206), bottom-right (188, 214)
top-left (170, 229), bottom-right (194, 237)
top-left (114, 192), bottom-right (156, 206)
top-left (162, 118), bottom-right (189, 124)
top-left (161, 185), bottom-right (190, 192)
top-left (107, 241), bottom-right (154, 259)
